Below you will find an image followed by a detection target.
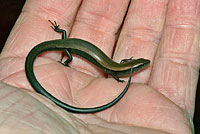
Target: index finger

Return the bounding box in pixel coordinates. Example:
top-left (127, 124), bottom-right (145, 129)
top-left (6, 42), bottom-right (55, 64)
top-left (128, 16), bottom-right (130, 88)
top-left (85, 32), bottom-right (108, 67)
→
top-left (0, 0), bottom-right (81, 59)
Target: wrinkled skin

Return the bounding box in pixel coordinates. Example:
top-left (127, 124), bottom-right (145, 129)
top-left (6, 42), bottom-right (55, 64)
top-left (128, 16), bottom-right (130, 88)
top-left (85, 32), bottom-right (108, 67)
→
top-left (0, 0), bottom-right (199, 133)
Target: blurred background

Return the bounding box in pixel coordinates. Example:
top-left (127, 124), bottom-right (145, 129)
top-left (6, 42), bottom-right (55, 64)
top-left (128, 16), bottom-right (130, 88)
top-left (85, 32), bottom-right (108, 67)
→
top-left (0, 0), bottom-right (199, 133)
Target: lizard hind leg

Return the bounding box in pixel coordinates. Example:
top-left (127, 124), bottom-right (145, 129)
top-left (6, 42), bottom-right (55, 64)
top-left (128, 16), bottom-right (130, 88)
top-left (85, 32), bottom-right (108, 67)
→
top-left (48, 20), bottom-right (72, 66)
top-left (48, 20), bottom-right (67, 39)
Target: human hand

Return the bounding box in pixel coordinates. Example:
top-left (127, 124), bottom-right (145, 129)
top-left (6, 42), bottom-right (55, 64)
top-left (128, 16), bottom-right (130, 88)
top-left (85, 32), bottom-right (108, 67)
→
top-left (0, 0), bottom-right (198, 133)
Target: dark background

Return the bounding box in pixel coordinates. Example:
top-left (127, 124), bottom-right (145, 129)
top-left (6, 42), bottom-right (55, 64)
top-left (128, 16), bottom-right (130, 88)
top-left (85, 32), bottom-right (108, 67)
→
top-left (0, 0), bottom-right (199, 133)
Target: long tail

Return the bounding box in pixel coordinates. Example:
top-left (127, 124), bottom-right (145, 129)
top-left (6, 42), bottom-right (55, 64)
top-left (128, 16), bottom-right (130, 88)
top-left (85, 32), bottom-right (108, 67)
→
top-left (25, 51), bottom-right (134, 113)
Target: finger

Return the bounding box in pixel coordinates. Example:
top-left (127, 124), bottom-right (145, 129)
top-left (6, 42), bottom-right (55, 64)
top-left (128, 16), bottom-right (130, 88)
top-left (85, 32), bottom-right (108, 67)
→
top-left (0, 0), bottom-right (81, 59)
top-left (113, 0), bottom-right (168, 83)
top-left (149, 0), bottom-right (200, 116)
top-left (69, 0), bottom-right (130, 76)
top-left (0, 0), bottom-right (82, 81)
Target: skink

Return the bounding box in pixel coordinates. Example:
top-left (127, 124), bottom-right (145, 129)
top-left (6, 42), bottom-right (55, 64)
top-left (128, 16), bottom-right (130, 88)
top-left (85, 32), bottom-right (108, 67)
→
top-left (25, 20), bottom-right (150, 113)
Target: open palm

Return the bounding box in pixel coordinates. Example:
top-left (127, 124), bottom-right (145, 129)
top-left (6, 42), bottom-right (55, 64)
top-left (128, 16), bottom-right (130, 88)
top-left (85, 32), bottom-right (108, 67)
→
top-left (0, 0), bottom-right (198, 133)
